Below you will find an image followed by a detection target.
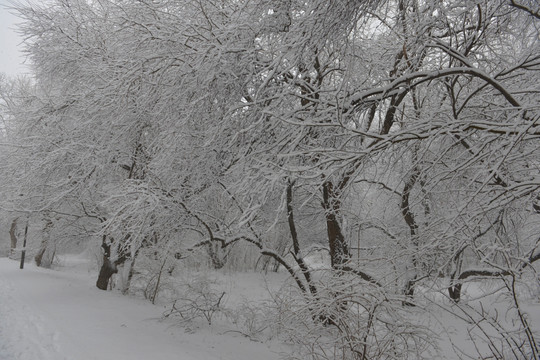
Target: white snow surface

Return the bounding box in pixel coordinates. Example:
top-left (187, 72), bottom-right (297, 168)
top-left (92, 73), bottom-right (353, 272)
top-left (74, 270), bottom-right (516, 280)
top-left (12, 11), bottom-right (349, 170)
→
top-left (0, 256), bottom-right (282, 360)
top-left (2, 254), bottom-right (539, 360)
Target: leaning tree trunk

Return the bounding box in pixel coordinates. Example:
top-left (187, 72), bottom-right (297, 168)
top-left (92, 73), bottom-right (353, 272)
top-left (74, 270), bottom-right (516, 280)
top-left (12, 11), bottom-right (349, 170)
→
top-left (401, 167), bottom-right (420, 304)
top-left (96, 240), bottom-right (118, 290)
top-left (96, 257), bottom-right (118, 290)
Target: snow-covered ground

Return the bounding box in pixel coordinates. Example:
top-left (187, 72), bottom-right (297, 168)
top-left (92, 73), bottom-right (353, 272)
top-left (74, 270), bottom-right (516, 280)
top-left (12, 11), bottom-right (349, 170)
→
top-left (0, 256), bottom-right (282, 360)
top-left (1, 254), bottom-right (539, 360)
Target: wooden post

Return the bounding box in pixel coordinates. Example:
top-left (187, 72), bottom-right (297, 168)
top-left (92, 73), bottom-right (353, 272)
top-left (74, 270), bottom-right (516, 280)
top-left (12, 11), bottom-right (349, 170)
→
top-left (19, 219), bottom-right (29, 269)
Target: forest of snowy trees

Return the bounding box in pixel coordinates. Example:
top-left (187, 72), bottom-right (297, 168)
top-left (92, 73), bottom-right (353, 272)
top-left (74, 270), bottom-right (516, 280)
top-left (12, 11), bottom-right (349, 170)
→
top-left (1, 0), bottom-right (539, 359)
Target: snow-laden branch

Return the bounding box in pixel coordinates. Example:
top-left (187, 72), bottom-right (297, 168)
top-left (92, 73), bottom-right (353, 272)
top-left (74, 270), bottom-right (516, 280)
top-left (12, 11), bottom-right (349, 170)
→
top-left (346, 66), bottom-right (522, 112)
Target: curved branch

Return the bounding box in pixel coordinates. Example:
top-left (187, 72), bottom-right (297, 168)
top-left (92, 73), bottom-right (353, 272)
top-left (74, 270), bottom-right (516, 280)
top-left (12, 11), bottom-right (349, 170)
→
top-left (427, 43), bottom-right (521, 107)
top-left (509, 0), bottom-right (540, 19)
top-left (191, 234), bottom-right (309, 294)
top-left (348, 66), bottom-right (522, 112)
top-left (339, 265), bottom-right (381, 287)
top-left (458, 268), bottom-right (510, 281)
top-left (458, 249), bottom-right (540, 282)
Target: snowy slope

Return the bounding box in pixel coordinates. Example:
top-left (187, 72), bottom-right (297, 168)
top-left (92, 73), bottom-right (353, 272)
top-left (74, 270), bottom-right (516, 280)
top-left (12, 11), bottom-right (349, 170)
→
top-left (0, 257), bottom-right (281, 360)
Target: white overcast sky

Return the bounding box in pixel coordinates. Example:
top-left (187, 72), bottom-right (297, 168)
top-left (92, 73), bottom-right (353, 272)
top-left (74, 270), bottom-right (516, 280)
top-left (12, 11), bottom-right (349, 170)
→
top-left (0, 0), bottom-right (29, 77)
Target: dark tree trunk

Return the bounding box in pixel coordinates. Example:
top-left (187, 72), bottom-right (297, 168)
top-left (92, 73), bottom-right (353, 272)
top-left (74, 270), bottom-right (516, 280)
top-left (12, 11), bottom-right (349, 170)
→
top-left (447, 246), bottom-right (465, 302)
top-left (96, 240), bottom-right (118, 290)
top-left (19, 220), bottom-right (29, 270)
top-left (96, 237), bottom-right (134, 291)
top-left (401, 166), bottom-right (420, 303)
top-left (448, 283), bottom-right (462, 302)
top-left (96, 257), bottom-right (118, 290)
top-left (323, 181), bottom-right (350, 269)
top-left (207, 242), bottom-right (226, 269)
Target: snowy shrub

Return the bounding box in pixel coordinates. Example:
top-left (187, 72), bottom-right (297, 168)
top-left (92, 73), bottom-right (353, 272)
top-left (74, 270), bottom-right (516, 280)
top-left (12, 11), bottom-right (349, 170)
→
top-left (141, 259), bottom-right (177, 303)
top-left (164, 273), bottom-right (228, 325)
top-left (273, 271), bottom-right (438, 360)
top-left (227, 299), bottom-right (277, 341)
top-left (114, 245), bottom-right (178, 301)
top-left (448, 297), bottom-right (538, 360)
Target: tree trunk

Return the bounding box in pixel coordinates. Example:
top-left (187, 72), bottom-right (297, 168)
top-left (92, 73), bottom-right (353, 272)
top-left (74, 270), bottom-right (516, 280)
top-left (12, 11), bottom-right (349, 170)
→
top-left (448, 283), bottom-right (462, 302)
top-left (96, 257), bottom-right (118, 290)
top-left (34, 245), bottom-right (47, 267)
top-left (207, 242), bottom-right (226, 269)
top-left (96, 240), bottom-right (118, 290)
top-left (323, 181), bottom-right (350, 269)
top-left (447, 247), bottom-right (465, 302)
top-left (401, 167), bottom-right (420, 303)
top-left (35, 218), bottom-right (54, 267)
top-left (9, 218), bottom-right (18, 259)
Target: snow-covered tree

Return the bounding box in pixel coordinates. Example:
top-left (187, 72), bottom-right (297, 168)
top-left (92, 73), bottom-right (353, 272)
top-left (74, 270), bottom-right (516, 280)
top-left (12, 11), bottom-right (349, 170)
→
top-left (2, 0), bottom-right (539, 358)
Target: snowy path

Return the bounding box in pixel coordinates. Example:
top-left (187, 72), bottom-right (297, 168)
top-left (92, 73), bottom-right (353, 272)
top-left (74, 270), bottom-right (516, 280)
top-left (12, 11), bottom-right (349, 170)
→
top-left (0, 257), bottom-right (281, 360)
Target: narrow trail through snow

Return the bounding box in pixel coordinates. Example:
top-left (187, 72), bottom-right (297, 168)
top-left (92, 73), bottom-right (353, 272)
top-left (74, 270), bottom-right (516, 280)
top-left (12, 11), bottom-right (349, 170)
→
top-left (0, 257), bottom-right (280, 360)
